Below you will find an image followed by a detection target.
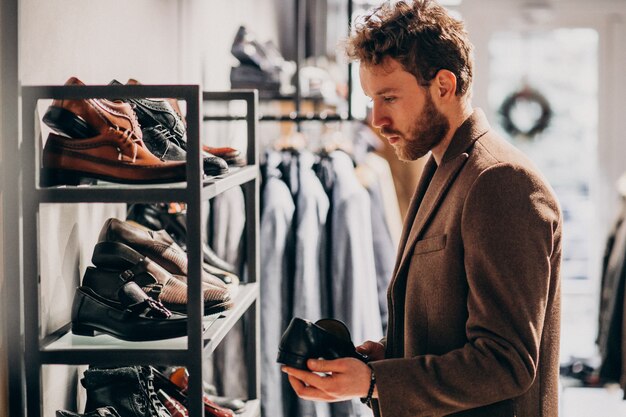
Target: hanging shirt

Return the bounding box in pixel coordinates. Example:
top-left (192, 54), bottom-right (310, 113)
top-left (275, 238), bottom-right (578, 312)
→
top-left (327, 150), bottom-right (383, 417)
top-left (260, 151), bottom-right (296, 417)
top-left (293, 150), bottom-right (331, 417)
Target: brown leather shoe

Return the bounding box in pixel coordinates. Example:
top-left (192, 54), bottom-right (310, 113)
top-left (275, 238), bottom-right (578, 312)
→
top-left (89, 242), bottom-right (232, 315)
top-left (43, 76), bottom-right (142, 140)
top-left (41, 129), bottom-right (187, 185)
top-left (98, 218), bottom-right (229, 290)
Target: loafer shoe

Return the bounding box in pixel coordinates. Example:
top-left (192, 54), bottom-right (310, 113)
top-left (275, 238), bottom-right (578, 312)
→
top-left (277, 317), bottom-right (368, 370)
top-left (41, 130), bottom-right (186, 186)
top-left (98, 218), bottom-right (229, 290)
top-left (43, 76), bottom-right (142, 140)
top-left (71, 281), bottom-right (187, 341)
top-left (90, 241), bottom-right (232, 315)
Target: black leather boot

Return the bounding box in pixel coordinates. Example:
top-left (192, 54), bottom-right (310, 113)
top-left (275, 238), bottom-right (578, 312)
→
top-left (81, 366), bottom-right (171, 417)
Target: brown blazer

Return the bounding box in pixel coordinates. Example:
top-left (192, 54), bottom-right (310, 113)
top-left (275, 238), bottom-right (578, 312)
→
top-left (370, 109), bottom-right (562, 417)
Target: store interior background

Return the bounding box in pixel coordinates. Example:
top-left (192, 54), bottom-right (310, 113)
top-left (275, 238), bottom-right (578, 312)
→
top-left (2, 0), bottom-right (626, 415)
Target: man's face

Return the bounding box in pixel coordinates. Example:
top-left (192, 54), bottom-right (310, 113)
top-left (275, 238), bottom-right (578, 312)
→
top-left (360, 59), bottom-right (450, 161)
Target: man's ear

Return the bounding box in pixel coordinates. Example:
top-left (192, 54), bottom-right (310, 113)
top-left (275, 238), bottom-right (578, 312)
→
top-left (431, 69), bottom-right (457, 101)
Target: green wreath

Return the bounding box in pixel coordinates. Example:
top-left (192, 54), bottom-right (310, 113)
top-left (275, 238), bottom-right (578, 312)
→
top-left (498, 87), bottom-right (552, 139)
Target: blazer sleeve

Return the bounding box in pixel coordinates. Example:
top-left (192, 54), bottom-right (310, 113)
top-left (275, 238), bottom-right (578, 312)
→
top-left (369, 163), bottom-right (562, 416)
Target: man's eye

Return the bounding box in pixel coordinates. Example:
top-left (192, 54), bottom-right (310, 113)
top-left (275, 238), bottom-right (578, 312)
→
top-left (383, 96), bottom-right (396, 103)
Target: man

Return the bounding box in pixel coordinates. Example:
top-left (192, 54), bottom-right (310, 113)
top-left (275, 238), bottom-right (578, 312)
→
top-left (281, 1), bottom-right (562, 416)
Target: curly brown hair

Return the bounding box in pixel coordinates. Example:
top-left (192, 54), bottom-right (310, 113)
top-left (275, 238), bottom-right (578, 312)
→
top-left (346, 0), bottom-right (473, 97)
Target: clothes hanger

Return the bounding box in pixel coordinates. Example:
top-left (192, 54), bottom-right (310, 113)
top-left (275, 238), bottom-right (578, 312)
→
top-left (273, 124), bottom-right (307, 152)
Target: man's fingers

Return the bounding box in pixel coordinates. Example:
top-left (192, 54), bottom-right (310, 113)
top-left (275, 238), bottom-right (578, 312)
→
top-left (282, 365), bottom-right (329, 388)
top-left (307, 358), bottom-right (348, 373)
top-left (356, 341), bottom-right (376, 353)
top-left (287, 374), bottom-right (335, 401)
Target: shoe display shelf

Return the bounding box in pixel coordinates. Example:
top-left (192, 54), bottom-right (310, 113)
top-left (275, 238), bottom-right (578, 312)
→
top-left (20, 85), bottom-right (261, 417)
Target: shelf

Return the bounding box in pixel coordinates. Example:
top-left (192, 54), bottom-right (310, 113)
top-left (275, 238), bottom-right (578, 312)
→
top-left (201, 166), bottom-right (258, 200)
top-left (34, 166), bottom-right (257, 203)
top-left (202, 282), bottom-right (258, 355)
top-left (39, 283), bottom-right (258, 365)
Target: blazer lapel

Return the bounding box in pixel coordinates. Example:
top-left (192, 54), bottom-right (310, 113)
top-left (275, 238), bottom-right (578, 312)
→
top-left (396, 153), bottom-right (468, 274)
top-left (394, 108), bottom-right (491, 279)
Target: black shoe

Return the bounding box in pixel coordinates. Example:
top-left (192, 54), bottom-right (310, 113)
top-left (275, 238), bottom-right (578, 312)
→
top-left (230, 64), bottom-right (280, 95)
top-left (142, 124), bottom-right (228, 177)
top-left (71, 280), bottom-right (188, 341)
top-left (142, 125), bottom-right (188, 162)
top-left (56, 407), bottom-right (121, 417)
top-left (277, 317), bottom-right (368, 370)
top-left (231, 26), bottom-right (271, 70)
top-left (110, 79), bottom-right (186, 146)
top-left (82, 366), bottom-right (169, 417)
top-left (201, 150), bottom-right (229, 176)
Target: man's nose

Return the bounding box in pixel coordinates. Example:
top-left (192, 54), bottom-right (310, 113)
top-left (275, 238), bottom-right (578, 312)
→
top-left (370, 104), bottom-right (390, 129)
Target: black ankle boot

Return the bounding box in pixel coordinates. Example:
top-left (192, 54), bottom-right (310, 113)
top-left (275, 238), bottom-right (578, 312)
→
top-left (81, 366), bottom-right (171, 417)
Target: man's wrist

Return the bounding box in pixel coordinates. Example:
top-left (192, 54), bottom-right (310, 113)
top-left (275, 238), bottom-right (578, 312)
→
top-left (360, 364), bottom-right (376, 406)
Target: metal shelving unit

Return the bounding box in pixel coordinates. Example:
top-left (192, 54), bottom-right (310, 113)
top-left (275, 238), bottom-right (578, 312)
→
top-left (19, 85), bottom-right (260, 417)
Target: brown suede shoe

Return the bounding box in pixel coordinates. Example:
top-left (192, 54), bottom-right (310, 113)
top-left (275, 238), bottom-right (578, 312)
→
top-left (43, 76), bottom-right (142, 140)
top-left (41, 129), bottom-right (187, 185)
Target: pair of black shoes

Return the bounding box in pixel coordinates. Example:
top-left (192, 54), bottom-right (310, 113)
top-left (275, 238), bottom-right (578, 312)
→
top-left (110, 79), bottom-right (229, 177)
top-left (277, 317), bottom-right (368, 370)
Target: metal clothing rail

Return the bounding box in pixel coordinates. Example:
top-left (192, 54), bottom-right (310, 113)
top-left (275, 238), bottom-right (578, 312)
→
top-left (204, 113), bottom-right (362, 122)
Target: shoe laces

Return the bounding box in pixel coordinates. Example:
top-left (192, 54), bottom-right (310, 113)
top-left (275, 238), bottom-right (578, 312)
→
top-left (138, 366), bottom-right (171, 417)
top-left (111, 126), bottom-right (142, 163)
top-left (154, 124), bottom-right (184, 149)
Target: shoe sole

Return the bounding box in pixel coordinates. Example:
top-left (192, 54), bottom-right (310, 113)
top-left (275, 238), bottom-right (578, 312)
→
top-left (40, 167), bottom-right (185, 187)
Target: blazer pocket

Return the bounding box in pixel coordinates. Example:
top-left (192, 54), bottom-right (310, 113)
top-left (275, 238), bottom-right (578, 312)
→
top-left (413, 234), bottom-right (447, 255)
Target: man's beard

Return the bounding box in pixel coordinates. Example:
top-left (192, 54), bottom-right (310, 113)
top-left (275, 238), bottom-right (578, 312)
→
top-left (382, 92), bottom-right (450, 162)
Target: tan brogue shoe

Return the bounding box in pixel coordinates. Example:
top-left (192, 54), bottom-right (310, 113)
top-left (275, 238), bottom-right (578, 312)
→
top-left (43, 76), bottom-right (143, 140)
top-left (41, 128), bottom-right (186, 185)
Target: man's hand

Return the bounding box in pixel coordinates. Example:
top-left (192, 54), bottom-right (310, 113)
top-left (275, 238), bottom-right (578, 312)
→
top-left (282, 358), bottom-right (373, 402)
top-left (356, 340), bottom-right (385, 361)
